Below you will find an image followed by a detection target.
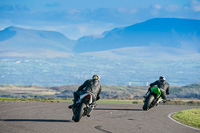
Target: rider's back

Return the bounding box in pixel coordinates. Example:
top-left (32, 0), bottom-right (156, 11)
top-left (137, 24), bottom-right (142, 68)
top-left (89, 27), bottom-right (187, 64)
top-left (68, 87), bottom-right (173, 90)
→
top-left (84, 79), bottom-right (101, 96)
top-left (150, 80), bottom-right (169, 90)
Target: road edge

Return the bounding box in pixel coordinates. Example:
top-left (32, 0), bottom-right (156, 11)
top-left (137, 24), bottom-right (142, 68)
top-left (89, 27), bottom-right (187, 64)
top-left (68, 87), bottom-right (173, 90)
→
top-left (168, 112), bottom-right (200, 131)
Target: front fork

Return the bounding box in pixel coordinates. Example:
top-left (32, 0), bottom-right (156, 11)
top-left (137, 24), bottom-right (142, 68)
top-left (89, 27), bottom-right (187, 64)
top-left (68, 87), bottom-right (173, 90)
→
top-left (143, 91), bottom-right (150, 102)
top-left (145, 91), bottom-right (150, 97)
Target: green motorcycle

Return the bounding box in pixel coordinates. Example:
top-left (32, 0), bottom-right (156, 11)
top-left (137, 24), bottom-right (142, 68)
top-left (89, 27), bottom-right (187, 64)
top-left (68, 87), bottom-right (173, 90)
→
top-left (143, 86), bottom-right (163, 111)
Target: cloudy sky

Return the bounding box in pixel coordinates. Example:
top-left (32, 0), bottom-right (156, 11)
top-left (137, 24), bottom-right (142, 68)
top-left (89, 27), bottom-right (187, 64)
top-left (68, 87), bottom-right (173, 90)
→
top-left (0, 0), bottom-right (200, 40)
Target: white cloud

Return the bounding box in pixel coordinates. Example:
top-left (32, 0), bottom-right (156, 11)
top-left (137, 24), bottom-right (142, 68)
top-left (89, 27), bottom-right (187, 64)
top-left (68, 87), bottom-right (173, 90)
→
top-left (165, 5), bottom-right (179, 12)
top-left (117, 8), bottom-right (138, 14)
top-left (1, 1), bottom-right (200, 40)
top-left (33, 22), bottom-right (116, 40)
top-left (191, 0), bottom-right (200, 12)
top-left (130, 8), bottom-right (138, 14)
top-left (118, 8), bottom-right (127, 13)
top-left (154, 4), bottom-right (162, 10)
top-left (41, 25), bottom-right (69, 32)
top-left (68, 9), bottom-right (80, 15)
top-left (75, 22), bottom-right (115, 37)
top-left (151, 5), bottom-right (162, 16)
top-left (77, 25), bottom-right (87, 34)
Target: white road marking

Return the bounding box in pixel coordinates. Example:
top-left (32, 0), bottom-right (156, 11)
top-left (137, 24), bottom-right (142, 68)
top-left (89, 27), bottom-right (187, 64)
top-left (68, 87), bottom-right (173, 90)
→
top-left (168, 112), bottom-right (200, 131)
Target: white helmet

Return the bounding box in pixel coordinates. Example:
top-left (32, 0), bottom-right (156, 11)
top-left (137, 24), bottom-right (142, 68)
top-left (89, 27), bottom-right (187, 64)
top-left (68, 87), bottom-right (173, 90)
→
top-left (92, 75), bottom-right (100, 81)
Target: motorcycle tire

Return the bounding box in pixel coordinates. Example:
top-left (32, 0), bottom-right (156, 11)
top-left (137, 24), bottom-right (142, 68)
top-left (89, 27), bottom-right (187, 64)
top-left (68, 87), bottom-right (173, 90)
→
top-left (143, 95), bottom-right (155, 111)
top-left (73, 103), bottom-right (86, 122)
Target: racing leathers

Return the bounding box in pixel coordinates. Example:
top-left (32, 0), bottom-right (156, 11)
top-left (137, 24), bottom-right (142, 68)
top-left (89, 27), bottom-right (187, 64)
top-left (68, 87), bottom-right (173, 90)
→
top-left (145, 80), bottom-right (169, 102)
top-left (69, 79), bottom-right (101, 109)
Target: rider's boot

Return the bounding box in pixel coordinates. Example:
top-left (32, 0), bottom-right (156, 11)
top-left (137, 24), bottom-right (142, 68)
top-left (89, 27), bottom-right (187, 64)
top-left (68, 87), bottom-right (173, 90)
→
top-left (163, 99), bottom-right (167, 103)
top-left (68, 99), bottom-right (76, 109)
top-left (68, 104), bottom-right (74, 109)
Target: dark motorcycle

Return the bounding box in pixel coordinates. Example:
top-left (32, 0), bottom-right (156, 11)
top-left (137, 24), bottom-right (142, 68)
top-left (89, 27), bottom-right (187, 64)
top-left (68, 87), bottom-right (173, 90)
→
top-left (72, 92), bottom-right (96, 122)
top-left (143, 86), bottom-right (163, 111)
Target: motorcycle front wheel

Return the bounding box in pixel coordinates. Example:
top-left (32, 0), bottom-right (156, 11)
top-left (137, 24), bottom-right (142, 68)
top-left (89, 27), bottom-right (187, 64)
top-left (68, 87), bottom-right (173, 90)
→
top-left (143, 95), bottom-right (155, 111)
top-left (73, 103), bottom-right (86, 122)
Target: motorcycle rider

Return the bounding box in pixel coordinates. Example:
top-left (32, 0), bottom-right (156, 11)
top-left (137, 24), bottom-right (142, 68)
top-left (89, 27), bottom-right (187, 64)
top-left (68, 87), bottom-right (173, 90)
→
top-left (68, 74), bottom-right (102, 109)
top-left (144, 76), bottom-right (169, 102)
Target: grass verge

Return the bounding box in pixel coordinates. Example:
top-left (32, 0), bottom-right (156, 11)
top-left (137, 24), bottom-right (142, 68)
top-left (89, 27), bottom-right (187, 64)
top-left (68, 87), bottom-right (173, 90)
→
top-left (0, 98), bottom-right (142, 104)
top-left (0, 97), bottom-right (51, 102)
top-left (0, 98), bottom-right (200, 106)
top-left (172, 108), bottom-right (200, 129)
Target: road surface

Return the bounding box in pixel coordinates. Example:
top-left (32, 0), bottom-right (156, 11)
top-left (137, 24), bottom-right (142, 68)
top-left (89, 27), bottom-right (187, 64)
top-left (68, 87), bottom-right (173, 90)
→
top-left (0, 101), bottom-right (199, 133)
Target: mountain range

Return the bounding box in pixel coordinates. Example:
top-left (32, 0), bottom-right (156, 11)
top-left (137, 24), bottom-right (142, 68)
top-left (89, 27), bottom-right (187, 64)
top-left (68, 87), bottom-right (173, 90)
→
top-left (0, 26), bottom-right (75, 58)
top-left (0, 18), bottom-right (200, 57)
top-left (0, 18), bottom-right (200, 86)
top-left (74, 18), bottom-right (200, 53)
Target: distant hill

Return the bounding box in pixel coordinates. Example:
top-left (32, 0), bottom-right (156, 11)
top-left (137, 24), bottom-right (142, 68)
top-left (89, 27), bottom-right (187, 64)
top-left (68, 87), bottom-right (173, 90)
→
top-left (74, 18), bottom-right (200, 53)
top-left (169, 83), bottom-right (200, 99)
top-left (0, 18), bottom-right (200, 86)
top-left (80, 46), bottom-right (197, 60)
top-left (1, 18), bottom-right (199, 57)
top-left (0, 26), bottom-right (75, 57)
top-left (0, 83), bottom-right (200, 99)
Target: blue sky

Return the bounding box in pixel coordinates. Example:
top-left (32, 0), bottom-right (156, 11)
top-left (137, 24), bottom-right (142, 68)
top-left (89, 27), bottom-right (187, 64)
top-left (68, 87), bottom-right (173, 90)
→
top-left (0, 0), bottom-right (200, 39)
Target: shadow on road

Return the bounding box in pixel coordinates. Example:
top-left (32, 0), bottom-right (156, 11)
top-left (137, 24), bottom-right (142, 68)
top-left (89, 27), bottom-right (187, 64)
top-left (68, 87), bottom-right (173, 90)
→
top-left (0, 119), bottom-right (71, 122)
top-left (94, 108), bottom-right (143, 111)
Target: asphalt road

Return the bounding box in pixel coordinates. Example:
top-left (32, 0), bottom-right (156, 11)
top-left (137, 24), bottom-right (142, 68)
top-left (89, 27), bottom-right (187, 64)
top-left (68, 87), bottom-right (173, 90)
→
top-left (0, 101), bottom-right (199, 133)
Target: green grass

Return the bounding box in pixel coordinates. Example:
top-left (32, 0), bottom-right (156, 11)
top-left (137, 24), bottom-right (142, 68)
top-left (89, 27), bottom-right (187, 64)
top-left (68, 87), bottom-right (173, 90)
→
top-left (0, 97), bottom-right (142, 104)
top-left (163, 99), bottom-right (200, 106)
top-left (52, 99), bottom-right (73, 103)
top-left (172, 108), bottom-right (200, 129)
top-left (0, 97), bottom-right (51, 102)
top-left (48, 98), bottom-right (200, 105)
top-left (60, 99), bottom-right (143, 104)
top-left (52, 99), bottom-right (141, 104)
top-left (0, 97), bottom-right (200, 106)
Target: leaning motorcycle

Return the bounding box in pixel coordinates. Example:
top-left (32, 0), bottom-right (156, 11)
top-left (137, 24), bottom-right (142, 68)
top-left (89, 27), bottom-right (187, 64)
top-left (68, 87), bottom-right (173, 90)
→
top-left (72, 91), bottom-right (96, 122)
top-left (142, 86), bottom-right (163, 111)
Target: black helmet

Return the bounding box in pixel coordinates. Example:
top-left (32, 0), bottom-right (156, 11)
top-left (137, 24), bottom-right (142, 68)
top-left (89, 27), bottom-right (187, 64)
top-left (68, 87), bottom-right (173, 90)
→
top-left (159, 76), bottom-right (166, 81)
top-left (92, 75), bottom-right (100, 81)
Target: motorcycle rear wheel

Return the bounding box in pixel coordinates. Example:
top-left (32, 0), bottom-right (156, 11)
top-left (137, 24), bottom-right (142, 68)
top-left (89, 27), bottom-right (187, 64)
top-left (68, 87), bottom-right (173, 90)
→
top-left (73, 103), bottom-right (86, 122)
top-left (143, 95), bottom-right (154, 111)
